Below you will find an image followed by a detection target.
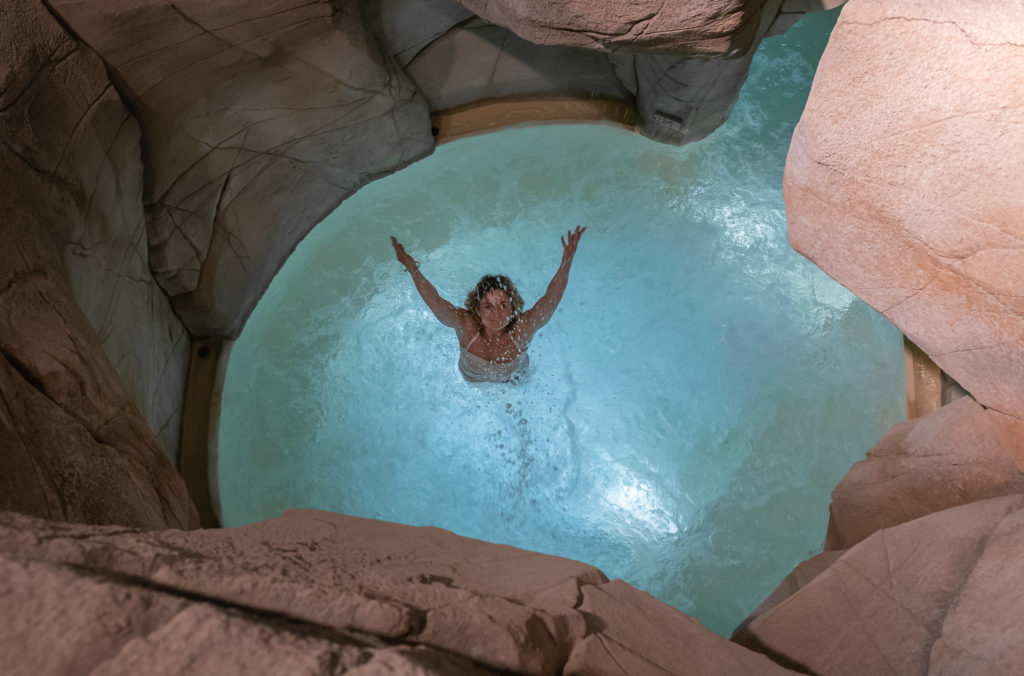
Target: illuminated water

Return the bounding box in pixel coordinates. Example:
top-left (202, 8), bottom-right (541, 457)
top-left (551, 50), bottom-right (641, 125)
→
top-left (219, 9), bottom-right (903, 635)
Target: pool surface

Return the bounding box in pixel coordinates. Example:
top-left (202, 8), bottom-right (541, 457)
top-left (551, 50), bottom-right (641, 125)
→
top-left (219, 8), bottom-right (904, 636)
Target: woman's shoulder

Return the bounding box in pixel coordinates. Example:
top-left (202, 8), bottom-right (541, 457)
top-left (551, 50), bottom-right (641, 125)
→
top-left (455, 310), bottom-right (479, 344)
top-left (509, 319), bottom-right (533, 349)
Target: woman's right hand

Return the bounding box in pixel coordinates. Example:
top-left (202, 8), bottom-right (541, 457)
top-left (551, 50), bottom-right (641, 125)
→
top-left (390, 236), bottom-right (418, 272)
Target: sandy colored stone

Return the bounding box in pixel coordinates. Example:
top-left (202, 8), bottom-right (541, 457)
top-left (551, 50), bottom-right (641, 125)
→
top-left (732, 549), bottom-right (845, 642)
top-left (744, 495), bottom-right (1024, 676)
top-left (825, 397), bottom-right (1024, 550)
top-left (564, 579), bottom-right (798, 676)
top-left (0, 0), bottom-right (198, 529)
top-left (48, 0), bottom-right (435, 338)
top-left (928, 503), bottom-right (1024, 675)
top-left (0, 509), bottom-right (801, 675)
top-left (785, 0), bottom-right (1024, 420)
top-left (0, 509), bottom-right (603, 675)
top-left (0, 553), bottom-right (493, 676)
top-left (455, 0), bottom-right (778, 55)
top-left (1, 0), bottom-right (189, 460)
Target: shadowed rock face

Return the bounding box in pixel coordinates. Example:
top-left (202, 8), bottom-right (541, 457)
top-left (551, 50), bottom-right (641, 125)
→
top-left (454, 0), bottom-right (773, 55)
top-left (784, 0), bottom-right (1024, 421)
top-left (47, 0), bottom-right (435, 339)
top-left (0, 0), bottom-right (198, 529)
top-left (40, 0), bottom-right (821, 340)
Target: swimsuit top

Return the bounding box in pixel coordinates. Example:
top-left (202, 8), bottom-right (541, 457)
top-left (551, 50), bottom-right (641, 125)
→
top-left (458, 332), bottom-right (529, 383)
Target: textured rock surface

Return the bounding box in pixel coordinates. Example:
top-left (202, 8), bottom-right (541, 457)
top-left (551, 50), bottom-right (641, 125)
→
top-left (825, 397), bottom-right (1024, 550)
top-left (564, 579), bottom-right (795, 675)
top-left (455, 0), bottom-right (778, 54)
top-left (48, 0), bottom-right (435, 338)
top-left (741, 495), bottom-right (1024, 676)
top-left (785, 0), bottom-right (1024, 420)
top-left (0, 554), bottom-right (494, 676)
top-left (42, 0), bottom-right (825, 339)
top-left (0, 509), bottom-right (800, 676)
top-left (2, 0), bottom-right (189, 459)
top-left (731, 549), bottom-right (845, 642)
top-left (397, 13), bottom-right (633, 112)
top-left (0, 0), bottom-right (198, 528)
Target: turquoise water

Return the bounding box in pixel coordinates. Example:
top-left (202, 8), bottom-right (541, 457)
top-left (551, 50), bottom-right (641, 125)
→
top-left (220, 9), bottom-right (903, 636)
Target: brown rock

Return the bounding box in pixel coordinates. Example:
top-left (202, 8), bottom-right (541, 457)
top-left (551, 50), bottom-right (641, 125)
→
top-left (0, 553), bottom-right (494, 676)
top-left (0, 0), bottom-right (198, 529)
top-left (0, 509), bottom-right (800, 676)
top-left (785, 0), bottom-right (1024, 420)
top-left (825, 397), bottom-right (1024, 550)
top-left (743, 495), bottom-right (1024, 676)
top-left (732, 549), bottom-right (845, 642)
top-left (47, 0), bottom-right (435, 339)
top-left (0, 509), bottom-right (602, 675)
top-left (455, 0), bottom-right (775, 55)
top-left (564, 579), bottom-right (797, 676)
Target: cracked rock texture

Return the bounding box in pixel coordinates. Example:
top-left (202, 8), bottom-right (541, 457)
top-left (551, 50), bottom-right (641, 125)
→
top-left (2, 0), bottom-right (189, 460)
top-left (2, 0), bottom-right (832, 531)
top-left (824, 396), bottom-right (1024, 550)
top-left (0, 0), bottom-right (198, 529)
top-left (42, 0), bottom-right (829, 341)
top-left (455, 0), bottom-right (776, 54)
top-left (785, 0), bottom-right (1024, 421)
top-left (46, 0), bottom-right (435, 339)
top-left (0, 509), bottom-right (798, 676)
top-left (739, 495), bottom-right (1024, 676)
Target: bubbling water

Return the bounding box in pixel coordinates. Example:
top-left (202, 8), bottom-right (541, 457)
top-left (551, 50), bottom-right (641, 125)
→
top-left (219, 8), bottom-right (903, 635)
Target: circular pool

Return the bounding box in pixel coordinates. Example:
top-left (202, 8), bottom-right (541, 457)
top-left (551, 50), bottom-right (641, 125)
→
top-left (219, 9), bottom-right (904, 635)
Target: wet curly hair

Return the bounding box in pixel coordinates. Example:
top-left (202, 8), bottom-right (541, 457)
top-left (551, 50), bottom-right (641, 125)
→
top-left (465, 274), bottom-right (525, 324)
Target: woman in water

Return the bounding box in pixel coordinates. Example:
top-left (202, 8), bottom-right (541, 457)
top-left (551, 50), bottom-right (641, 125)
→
top-left (390, 226), bottom-right (586, 382)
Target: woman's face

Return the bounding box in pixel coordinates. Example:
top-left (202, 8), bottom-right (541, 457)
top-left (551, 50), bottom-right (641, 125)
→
top-left (477, 289), bottom-right (512, 331)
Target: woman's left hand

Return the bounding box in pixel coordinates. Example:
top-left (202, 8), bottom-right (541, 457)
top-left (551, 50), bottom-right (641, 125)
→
top-left (561, 225), bottom-right (586, 265)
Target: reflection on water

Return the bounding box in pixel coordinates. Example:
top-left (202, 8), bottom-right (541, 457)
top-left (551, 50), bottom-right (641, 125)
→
top-left (220, 8), bottom-right (903, 636)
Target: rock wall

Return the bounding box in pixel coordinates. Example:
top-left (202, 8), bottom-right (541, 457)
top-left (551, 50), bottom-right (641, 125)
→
top-left (2, 0), bottom-right (189, 460)
top-left (738, 495), bottom-right (1024, 675)
top-left (42, 0), bottom-right (825, 341)
top-left (0, 0), bottom-right (197, 528)
top-left (46, 0), bottom-right (435, 340)
top-left (824, 397), bottom-right (1024, 550)
top-left (785, 0), bottom-right (1024, 421)
top-left (9, 0), bottom-right (1024, 671)
top-left (0, 509), bottom-right (799, 676)
top-left (0, 0), bottom-right (834, 528)
top-left (728, 3), bottom-right (1024, 672)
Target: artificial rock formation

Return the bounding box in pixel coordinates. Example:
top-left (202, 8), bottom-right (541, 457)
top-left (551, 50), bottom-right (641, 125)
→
top-left (46, 0), bottom-right (434, 339)
top-left (739, 495), bottom-right (1024, 676)
top-left (7, 0), bottom-right (1024, 673)
top-left (41, 0), bottom-right (828, 344)
top-left (785, 0), bottom-right (1024, 421)
top-left (0, 0), bottom-right (197, 528)
top-left (0, 509), bottom-right (798, 676)
top-left (0, 0), bottom-right (838, 528)
top-left (824, 396), bottom-right (1024, 550)
top-left (455, 0), bottom-right (775, 54)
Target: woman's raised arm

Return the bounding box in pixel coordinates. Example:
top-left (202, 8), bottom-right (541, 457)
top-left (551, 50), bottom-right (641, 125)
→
top-left (391, 236), bottom-right (465, 328)
top-left (517, 226), bottom-right (586, 340)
